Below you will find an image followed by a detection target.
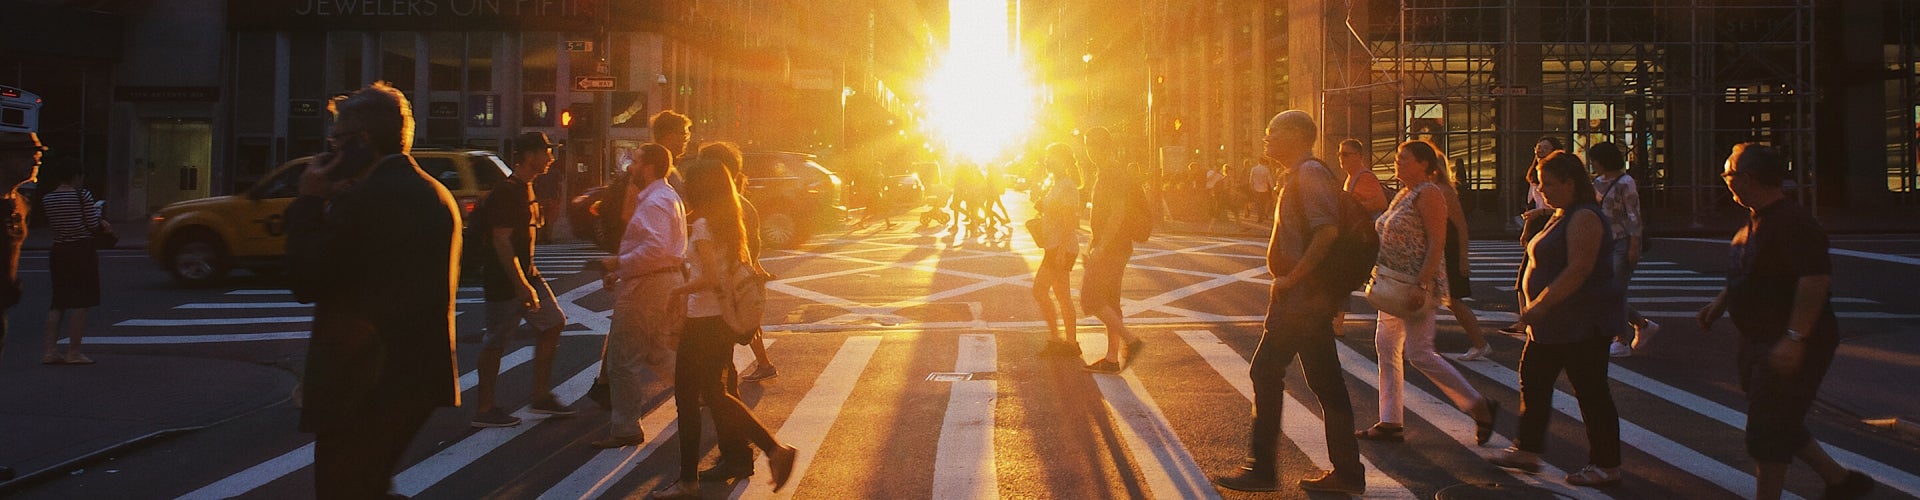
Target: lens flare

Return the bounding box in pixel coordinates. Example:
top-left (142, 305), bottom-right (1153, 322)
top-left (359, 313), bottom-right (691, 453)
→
top-left (923, 0), bottom-right (1037, 163)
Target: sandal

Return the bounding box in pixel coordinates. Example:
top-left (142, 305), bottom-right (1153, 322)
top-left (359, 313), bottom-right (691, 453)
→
top-left (1475, 399), bottom-right (1499, 446)
top-left (1354, 423), bottom-right (1405, 442)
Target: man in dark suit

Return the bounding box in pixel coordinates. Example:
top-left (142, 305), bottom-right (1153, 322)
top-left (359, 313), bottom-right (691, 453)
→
top-left (285, 82), bottom-right (462, 499)
top-left (0, 130), bottom-right (46, 483)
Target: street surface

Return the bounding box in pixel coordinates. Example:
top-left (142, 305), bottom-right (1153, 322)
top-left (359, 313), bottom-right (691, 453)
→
top-left (4, 207), bottom-right (1920, 499)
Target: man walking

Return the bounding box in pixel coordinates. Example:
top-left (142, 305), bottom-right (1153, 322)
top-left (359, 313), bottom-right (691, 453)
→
top-left (1079, 127), bottom-right (1147, 373)
top-left (285, 82), bottom-right (462, 499)
top-left (1249, 158), bottom-right (1274, 222)
top-left (469, 131), bottom-right (575, 428)
top-left (0, 130), bottom-right (46, 482)
top-left (1696, 143), bottom-right (1875, 500)
top-left (1215, 110), bottom-right (1365, 494)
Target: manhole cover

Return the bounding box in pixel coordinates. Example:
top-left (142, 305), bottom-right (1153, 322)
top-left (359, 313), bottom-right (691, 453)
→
top-left (926, 372), bottom-right (974, 382)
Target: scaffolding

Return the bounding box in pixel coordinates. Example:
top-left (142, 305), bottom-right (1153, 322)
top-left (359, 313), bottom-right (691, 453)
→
top-left (1321, 0), bottom-right (1817, 225)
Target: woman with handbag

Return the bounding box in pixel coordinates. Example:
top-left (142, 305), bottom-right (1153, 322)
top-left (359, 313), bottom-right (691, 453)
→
top-left (38, 161), bottom-right (109, 365)
top-left (1359, 140), bottom-right (1497, 445)
top-left (1487, 151), bottom-right (1627, 487)
top-left (653, 159), bottom-right (797, 499)
top-left (1031, 143), bottom-right (1084, 358)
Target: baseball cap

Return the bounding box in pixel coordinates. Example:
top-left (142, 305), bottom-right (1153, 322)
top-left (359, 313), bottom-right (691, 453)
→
top-left (513, 131), bottom-right (560, 152)
top-left (0, 132), bottom-right (47, 152)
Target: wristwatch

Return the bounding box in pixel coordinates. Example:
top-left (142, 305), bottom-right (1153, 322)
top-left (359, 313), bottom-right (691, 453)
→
top-left (1784, 328), bottom-right (1805, 343)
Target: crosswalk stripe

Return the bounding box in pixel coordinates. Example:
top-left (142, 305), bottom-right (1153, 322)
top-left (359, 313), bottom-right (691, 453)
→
top-left (540, 342), bottom-right (769, 500)
top-left (931, 334), bottom-right (998, 499)
top-left (394, 360), bottom-right (603, 496)
top-left (1172, 330), bottom-right (1417, 498)
top-left (1603, 366), bottom-right (1920, 498)
top-left (729, 336), bottom-right (883, 499)
top-left (1076, 334), bottom-right (1222, 500)
top-left (69, 331), bottom-right (313, 345)
top-left (116, 316), bottom-right (311, 327)
top-left (1448, 351), bottom-right (1798, 499)
top-left (1326, 340), bottom-right (1606, 499)
top-left (174, 299), bottom-right (484, 309)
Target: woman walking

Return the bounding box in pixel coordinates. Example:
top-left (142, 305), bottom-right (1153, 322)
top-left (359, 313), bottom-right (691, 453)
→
top-left (1488, 151), bottom-right (1627, 487)
top-left (1357, 140), bottom-right (1497, 445)
top-left (1502, 137), bottom-right (1565, 336)
top-left (1589, 142), bottom-right (1657, 357)
top-left (39, 162), bottom-right (109, 365)
top-left (655, 159), bottom-right (798, 499)
top-left (1032, 143), bottom-right (1084, 358)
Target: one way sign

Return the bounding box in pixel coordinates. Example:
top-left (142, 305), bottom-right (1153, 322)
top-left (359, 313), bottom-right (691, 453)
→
top-left (574, 76), bottom-right (616, 91)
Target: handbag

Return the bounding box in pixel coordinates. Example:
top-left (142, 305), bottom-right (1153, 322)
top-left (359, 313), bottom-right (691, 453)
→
top-left (90, 227), bottom-right (119, 250)
top-left (1024, 217), bottom-right (1046, 243)
top-left (1366, 267), bottom-right (1431, 319)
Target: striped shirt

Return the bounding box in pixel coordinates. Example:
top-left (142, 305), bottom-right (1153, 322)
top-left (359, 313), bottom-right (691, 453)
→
top-left (42, 188), bottom-right (103, 244)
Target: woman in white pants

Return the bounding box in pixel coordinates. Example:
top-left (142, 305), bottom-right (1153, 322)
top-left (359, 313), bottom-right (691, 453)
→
top-left (1358, 139), bottom-right (1498, 445)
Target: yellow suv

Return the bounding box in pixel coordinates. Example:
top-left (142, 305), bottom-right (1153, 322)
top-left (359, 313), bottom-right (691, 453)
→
top-left (147, 149), bottom-right (512, 286)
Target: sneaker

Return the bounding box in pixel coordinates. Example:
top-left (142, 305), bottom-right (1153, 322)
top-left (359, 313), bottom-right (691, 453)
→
top-left (471, 409), bottom-right (522, 428)
top-left (1083, 359), bottom-right (1123, 374)
top-left (1297, 470), bottom-right (1366, 494)
top-left (1212, 466), bottom-right (1279, 492)
top-left (529, 395), bottom-right (576, 416)
top-left (1565, 464), bottom-right (1622, 487)
top-left (742, 362), bottom-right (778, 383)
top-left (1824, 470), bottom-right (1877, 500)
top-left (1631, 320), bottom-right (1659, 351)
top-left (1608, 340), bottom-right (1633, 358)
top-left (1452, 344), bottom-right (1492, 361)
top-left (768, 444), bottom-right (798, 492)
top-left (1487, 447), bottom-right (1541, 473)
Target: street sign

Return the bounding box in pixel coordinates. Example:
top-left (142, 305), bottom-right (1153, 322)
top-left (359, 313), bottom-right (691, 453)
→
top-left (574, 76), bottom-right (616, 91)
top-left (564, 40), bottom-right (593, 52)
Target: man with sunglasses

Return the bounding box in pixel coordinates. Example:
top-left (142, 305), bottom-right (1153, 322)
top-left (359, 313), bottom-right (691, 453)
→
top-left (285, 82), bottom-right (462, 499)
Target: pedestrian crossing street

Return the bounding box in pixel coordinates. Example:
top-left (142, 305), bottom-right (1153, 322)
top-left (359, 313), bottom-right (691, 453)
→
top-left (168, 323), bottom-right (1919, 499)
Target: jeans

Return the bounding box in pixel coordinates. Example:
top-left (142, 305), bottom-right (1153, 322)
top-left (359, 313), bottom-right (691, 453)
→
top-left (1515, 336), bottom-right (1621, 467)
top-left (1247, 282), bottom-right (1362, 478)
top-left (676, 316), bottom-right (778, 481)
top-left (1376, 310), bottom-right (1484, 424)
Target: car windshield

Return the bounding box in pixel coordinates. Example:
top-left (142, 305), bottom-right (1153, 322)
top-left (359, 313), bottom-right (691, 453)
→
top-left (417, 157), bottom-right (463, 190)
top-left (472, 153), bottom-right (511, 186)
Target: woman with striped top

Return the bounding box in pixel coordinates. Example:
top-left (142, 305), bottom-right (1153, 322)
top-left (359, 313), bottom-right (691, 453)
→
top-left (38, 162), bottom-right (110, 365)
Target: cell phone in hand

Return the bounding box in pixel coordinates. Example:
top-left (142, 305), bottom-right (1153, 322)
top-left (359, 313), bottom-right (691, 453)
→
top-left (325, 134), bottom-right (380, 181)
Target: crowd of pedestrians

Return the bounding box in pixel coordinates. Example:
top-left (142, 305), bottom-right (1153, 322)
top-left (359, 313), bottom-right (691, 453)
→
top-left (100, 81), bottom-right (1873, 499)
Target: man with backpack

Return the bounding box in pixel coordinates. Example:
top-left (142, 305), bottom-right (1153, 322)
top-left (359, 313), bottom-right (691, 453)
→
top-left (1215, 111), bottom-right (1370, 495)
top-left (469, 132), bottom-right (574, 428)
top-left (1079, 127), bottom-right (1150, 374)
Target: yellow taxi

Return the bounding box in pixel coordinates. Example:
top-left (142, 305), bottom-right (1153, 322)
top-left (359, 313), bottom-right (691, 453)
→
top-left (147, 149), bottom-right (511, 286)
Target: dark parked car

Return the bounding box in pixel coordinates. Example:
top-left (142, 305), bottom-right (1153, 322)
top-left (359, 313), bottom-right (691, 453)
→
top-left (882, 172), bottom-right (926, 209)
top-left (742, 152), bottom-right (845, 249)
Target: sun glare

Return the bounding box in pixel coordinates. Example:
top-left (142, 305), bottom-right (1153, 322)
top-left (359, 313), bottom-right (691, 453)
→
top-left (923, 0), bottom-right (1037, 164)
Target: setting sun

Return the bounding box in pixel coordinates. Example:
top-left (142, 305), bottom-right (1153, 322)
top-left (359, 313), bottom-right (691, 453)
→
top-left (923, 0), bottom-right (1038, 164)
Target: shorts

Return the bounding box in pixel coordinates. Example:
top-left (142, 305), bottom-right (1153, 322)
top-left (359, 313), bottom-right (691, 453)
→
top-left (1444, 229), bottom-right (1471, 300)
top-left (1739, 335), bottom-right (1837, 464)
top-left (1080, 243), bottom-right (1132, 313)
top-left (1037, 248), bottom-right (1077, 282)
top-left (481, 278), bottom-right (568, 349)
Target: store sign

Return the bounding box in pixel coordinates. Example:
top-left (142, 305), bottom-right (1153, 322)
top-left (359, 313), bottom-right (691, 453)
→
top-left (290, 99), bottom-right (322, 117)
top-left (429, 101), bottom-right (460, 119)
top-left (116, 86), bottom-right (219, 102)
top-left (229, 0), bottom-right (625, 31)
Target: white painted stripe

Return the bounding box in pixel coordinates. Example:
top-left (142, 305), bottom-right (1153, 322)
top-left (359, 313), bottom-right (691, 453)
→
top-left (1604, 366), bottom-right (1920, 498)
top-left (393, 360), bottom-right (603, 496)
top-left (1670, 237), bottom-right (1920, 268)
top-left (116, 316), bottom-right (311, 327)
top-left (1625, 296), bottom-right (1880, 305)
top-left (1076, 334), bottom-right (1222, 500)
top-left (69, 331), bottom-right (312, 345)
top-left (1472, 276), bottom-right (1721, 283)
top-left (1324, 338), bottom-right (1608, 500)
top-left (539, 341), bottom-right (769, 500)
top-left (1498, 285), bottom-right (1728, 292)
top-left (1450, 353), bottom-right (1795, 499)
top-left (1172, 330), bottom-right (1416, 499)
top-left (176, 347), bottom-right (537, 500)
top-left (931, 334), bottom-right (998, 499)
top-left (223, 286), bottom-right (484, 296)
top-left (175, 299), bottom-right (483, 309)
top-left (730, 336), bottom-right (882, 500)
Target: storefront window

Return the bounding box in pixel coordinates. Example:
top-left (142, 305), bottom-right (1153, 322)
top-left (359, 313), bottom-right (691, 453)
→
top-left (380, 32), bottom-right (416, 91)
top-left (469, 33), bottom-right (497, 92)
top-left (328, 32), bottom-right (363, 93)
top-left (429, 33), bottom-right (462, 92)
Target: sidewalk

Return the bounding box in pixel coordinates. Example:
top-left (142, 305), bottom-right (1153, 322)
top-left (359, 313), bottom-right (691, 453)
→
top-left (0, 354), bottom-right (295, 493)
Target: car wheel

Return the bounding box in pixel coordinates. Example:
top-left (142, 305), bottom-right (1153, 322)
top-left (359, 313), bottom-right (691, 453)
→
top-left (761, 212), bottom-right (802, 249)
top-left (168, 237), bottom-right (229, 287)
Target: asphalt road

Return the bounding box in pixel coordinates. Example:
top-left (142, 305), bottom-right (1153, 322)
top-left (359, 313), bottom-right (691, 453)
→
top-left (5, 220), bottom-right (1920, 499)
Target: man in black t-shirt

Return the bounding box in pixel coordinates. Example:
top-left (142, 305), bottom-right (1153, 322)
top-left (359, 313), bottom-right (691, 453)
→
top-left (470, 132), bottom-right (575, 428)
top-left (1697, 143), bottom-right (1875, 500)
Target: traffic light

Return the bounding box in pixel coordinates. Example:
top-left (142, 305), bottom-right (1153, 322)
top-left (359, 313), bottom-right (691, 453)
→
top-left (563, 103), bottom-right (599, 138)
top-left (559, 107), bottom-right (575, 128)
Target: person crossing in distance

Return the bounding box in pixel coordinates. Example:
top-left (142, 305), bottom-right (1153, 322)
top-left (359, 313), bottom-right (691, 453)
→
top-left (1032, 142), bottom-right (1085, 359)
top-left (654, 159), bottom-right (798, 499)
top-left (1588, 142), bottom-right (1659, 357)
top-left (1213, 110), bottom-right (1366, 495)
top-left (1696, 143), bottom-right (1876, 500)
top-left (284, 82), bottom-right (462, 499)
top-left (594, 143), bottom-right (685, 449)
top-left (469, 131), bottom-right (574, 429)
top-left (1356, 139), bottom-right (1500, 446)
top-left (1488, 151), bottom-right (1626, 487)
